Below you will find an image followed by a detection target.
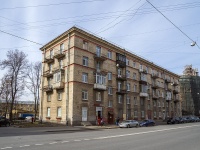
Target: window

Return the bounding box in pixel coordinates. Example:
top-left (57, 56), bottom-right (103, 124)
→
top-left (134, 97), bottom-right (137, 105)
top-left (83, 41), bottom-right (88, 50)
top-left (54, 72), bottom-right (61, 82)
top-left (49, 64), bottom-right (53, 73)
top-left (133, 84), bottom-right (137, 92)
top-left (140, 73), bottom-right (147, 81)
top-left (133, 62), bottom-right (136, 68)
top-left (154, 111), bottom-right (157, 117)
top-left (47, 107), bottom-right (50, 117)
top-left (134, 111), bottom-right (138, 117)
top-left (108, 100), bottom-right (113, 107)
top-left (95, 73), bottom-right (106, 84)
top-left (158, 101), bottom-right (161, 107)
top-left (127, 83), bottom-right (130, 91)
top-left (107, 51), bottom-right (112, 59)
top-left (118, 95), bottom-right (122, 103)
top-left (141, 99), bottom-right (144, 105)
top-left (82, 73), bottom-right (88, 83)
top-left (127, 96), bottom-right (130, 104)
top-left (153, 100), bottom-right (156, 107)
top-left (140, 85), bottom-right (148, 93)
top-left (159, 112), bottom-right (161, 118)
top-left (50, 49), bottom-right (54, 58)
top-left (47, 94), bottom-right (51, 102)
top-left (96, 92), bottom-right (101, 101)
top-left (162, 101), bottom-right (165, 107)
top-left (146, 67), bottom-right (148, 73)
top-left (96, 61), bottom-right (101, 70)
top-left (96, 46), bottom-right (101, 56)
top-left (82, 90), bottom-right (88, 100)
top-left (58, 92), bottom-right (62, 100)
top-left (59, 59), bottom-right (63, 69)
top-left (57, 107), bottom-right (61, 117)
top-left (108, 86), bottom-right (113, 95)
top-left (118, 68), bottom-right (122, 76)
top-left (126, 70), bottom-right (130, 78)
top-left (108, 72), bottom-right (112, 80)
top-left (133, 73), bottom-right (137, 80)
top-left (126, 59), bottom-right (129, 65)
top-left (60, 43), bottom-right (64, 52)
top-left (141, 111), bottom-right (145, 118)
top-left (148, 104), bottom-right (150, 109)
top-left (83, 56), bottom-right (88, 66)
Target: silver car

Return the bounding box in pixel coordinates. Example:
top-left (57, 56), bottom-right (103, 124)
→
top-left (119, 120), bottom-right (139, 128)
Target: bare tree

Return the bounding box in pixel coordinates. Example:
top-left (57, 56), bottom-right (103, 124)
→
top-left (0, 50), bottom-right (28, 121)
top-left (0, 75), bottom-right (12, 117)
top-left (25, 62), bottom-right (41, 121)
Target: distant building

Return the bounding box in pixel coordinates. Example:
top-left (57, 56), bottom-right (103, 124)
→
top-left (0, 100), bottom-right (36, 118)
top-left (40, 26), bottom-right (181, 126)
top-left (180, 65), bottom-right (200, 116)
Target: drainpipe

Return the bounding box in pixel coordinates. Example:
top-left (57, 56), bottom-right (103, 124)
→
top-left (39, 48), bottom-right (45, 123)
top-left (66, 33), bottom-right (70, 126)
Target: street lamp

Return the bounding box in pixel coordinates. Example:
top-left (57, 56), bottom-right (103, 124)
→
top-left (191, 41), bottom-right (196, 47)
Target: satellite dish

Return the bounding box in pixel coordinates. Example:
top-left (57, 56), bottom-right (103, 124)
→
top-left (191, 41), bottom-right (196, 46)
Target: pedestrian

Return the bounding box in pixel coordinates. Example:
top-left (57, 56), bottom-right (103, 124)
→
top-left (100, 118), bottom-right (104, 126)
top-left (116, 117), bottom-right (120, 126)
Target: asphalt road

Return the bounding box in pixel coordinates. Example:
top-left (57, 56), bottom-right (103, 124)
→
top-left (0, 123), bottom-right (200, 150)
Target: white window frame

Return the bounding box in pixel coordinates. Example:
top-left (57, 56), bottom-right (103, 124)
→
top-left (134, 97), bottom-right (137, 105)
top-left (82, 90), bottom-right (88, 100)
top-left (60, 43), bottom-right (64, 52)
top-left (133, 62), bottom-right (136, 68)
top-left (47, 94), bottom-right (51, 102)
top-left (118, 95), bottom-right (122, 103)
top-left (108, 86), bottom-right (113, 95)
top-left (54, 72), bottom-right (61, 82)
top-left (82, 73), bottom-right (88, 83)
top-left (133, 73), bottom-right (137, 80)
top-left (83, 41), bottom-right (88, 50)
top-left (96, 92), bottom-right (101, 101)
top-left (58, 92), bottom-right (62, 101)
top-left (126, 70), bottom-right (130, 78)
top-left (141, 111), bottom-right (145, 118)
top-left (83, 56), bottom-right (88, 66)
top-left (107, 51), bottom-right (112, 59)
top-left (134, 111), bottom-right (138, 117)
top-left (57, 107), bottom-right (62, 117)
top-left (133, 84), bottom-right (137, 92)
top-left (154, 111), bottom-right (157, 118)
top-left (108, 100), bottom-right (113, 107)
top-left (127, 96), bottom-right (130, 104)
top-left (47, 107), bottom-right (50, 117)
top-left (108, 72), bottom-right (112, 80)
top-left (127, 83), bottom-right (130, 91)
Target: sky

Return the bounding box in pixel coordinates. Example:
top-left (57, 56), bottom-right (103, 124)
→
top-left (0, 0), bottom-right (200, 100)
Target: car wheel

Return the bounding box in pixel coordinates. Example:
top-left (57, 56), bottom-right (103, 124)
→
top-left (127, 124), bottom-right (130, 128)
top-left (136, 124), bottom-right (139, 128)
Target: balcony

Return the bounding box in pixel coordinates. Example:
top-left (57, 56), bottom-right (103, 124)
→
top-left (139, 78), bottom-right (147, 85)
top-left (152, 94), bottom-right (158, 100)
top-left (54, 50), bottom-right (65, 59)
top-left (116, 89), bottom-right (127, 94)
top-left (152, 83), bottom-right (159, 89)
top-left (53, 81), bottom-right (64, 90)
top-left (139, 69), bottom-right (147, 74)
top-left (173, 89), bottom-right (179, 94)
top-left (94, 83), bottom-right (106, 91)
top-left (44, 55), bottom-right (54, 63)
top-left (174, 96), bottom-right (180, 102)
top-left (43, 70), bottom-right (53, 77)
top-left (139, 92), bottom-right (148, 97)
top-left (151, 73), bottom-right (159, 79)
top-left (165, 78), bottom-right (171, 83)
top-left (94, 53), bottom-right (107, 61)
top-left (166, 97), bottom-right (172, 101)
top-left (171, 81), bottom-right (179, 86)
top-left (116, 74), bottom-right (127, 81)
top-left (116, 53), bottom-right (126, 68)
top-left (53, 66), bottom-right (65, 73)
top-left (43, 85), bottom-right (53, 92)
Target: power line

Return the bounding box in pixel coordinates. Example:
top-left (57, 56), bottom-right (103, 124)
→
top-left (0, 0), bottom-right (105, 10)
top-left (146, 0), bottom-right (200, 49)
top-left (0, 29), bottom-right (43, 46)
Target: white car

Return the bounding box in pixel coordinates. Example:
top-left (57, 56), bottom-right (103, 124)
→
top-left (25, 116), bottom-right (33, 121)
top-left (119, 120), bottom-right (139, 128)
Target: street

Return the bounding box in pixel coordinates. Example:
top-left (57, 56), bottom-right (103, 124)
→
top-left (0, 123), bottom-right (200, 150)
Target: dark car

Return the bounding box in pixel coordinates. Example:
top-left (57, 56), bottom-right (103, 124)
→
top-left (0, 116), bottom-right (11, 127)
top-left (167, 117), bottom-right (181, 124)
top-left (140, 119), bottom-right (155, 127)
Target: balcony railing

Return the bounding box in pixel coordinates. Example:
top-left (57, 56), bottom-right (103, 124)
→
top-left (139, 69), bottom-right (147, 74)
top-left (116, 74), bottom-right (127, 81)
top-left (43, 70), bottom-right (53, 77)
top-left (139, 92), bottom-right (148, 97)
top-left (44, 55), bottom-right (54, 63)
top-left (53, 65), bottom-right (65, 73)
top-left (94, 83), bottom-right (106, 90)
top-left (166, 97), bottom-right (172, 101)
top-left (94, 53), bottom-right (107, 61)
top-left (173, 89), bottom-right (179, 94)
top-left (43, 85), bottom-right (53, 92)
top-left (152, 83), bottom-right (159, 89)
top-left (54, 50), bottom-right (65, 59)
top-left (174, 96), bottom-right (180, 102)
top-left (116, 89), bottom-right (127, 94)
top-left (152, 94), bottom-right (158, 99)
top-left (53, 82), bottom-right (64, 90)
top-left (165, 78), bottom-right (171, 83)
top-left (172, 81), bottom-right (179, 86)
top-left (151, 73), bottom-right (159, 78)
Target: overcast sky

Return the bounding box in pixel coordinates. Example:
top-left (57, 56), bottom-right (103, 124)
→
top-left (1, 0), bottom-right (200, 100)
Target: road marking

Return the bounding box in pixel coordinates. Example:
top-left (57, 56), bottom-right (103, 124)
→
top-left (1, 147), bottom-right (12, 149)
top-left (35, 144), bottom-right (43, 146)
top-left (74, 140), bottom-right (81, 142)
top-left (49, 142), bottom-right (57, 144)
top-left (83, 139), bottom-right (90, 141)
top-left (61, 141), bottom-right (69, 143)
top-left (19, 145), bottom-right (30, 147)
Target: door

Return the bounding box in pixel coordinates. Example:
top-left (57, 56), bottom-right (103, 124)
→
top-left (82, 107), bottom-right (88, 121)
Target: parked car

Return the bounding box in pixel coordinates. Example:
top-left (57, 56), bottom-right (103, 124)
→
top-left (139, 119), bottom-right (155, 127)
top-left (119, 120), bottom-right (139, 128)
top-left (0, 116), bottom-right (11, 127)
top-left (25, 116), bottom-right (33, 121)
top-left (167, 117), bottom-right (181, 124)
top-left (194, 116), bottom-right (200, 122)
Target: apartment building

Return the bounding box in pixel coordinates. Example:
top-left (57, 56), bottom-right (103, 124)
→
top-left (40, 26), bottom-right (181, 126)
